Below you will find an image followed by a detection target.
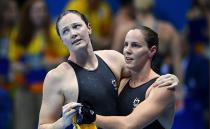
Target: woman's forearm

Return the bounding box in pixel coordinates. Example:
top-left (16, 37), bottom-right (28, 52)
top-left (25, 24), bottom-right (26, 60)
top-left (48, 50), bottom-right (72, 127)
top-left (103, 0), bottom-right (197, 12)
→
top-left (95, 115), bottom-right (130, 129)
top-left (38, 117), bottom-right (70, 129)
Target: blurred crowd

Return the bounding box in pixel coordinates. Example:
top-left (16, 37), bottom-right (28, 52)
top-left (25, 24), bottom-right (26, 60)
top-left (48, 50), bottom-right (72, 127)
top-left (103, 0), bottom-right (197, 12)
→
top-left (0, 0), bottom-right (209, 129)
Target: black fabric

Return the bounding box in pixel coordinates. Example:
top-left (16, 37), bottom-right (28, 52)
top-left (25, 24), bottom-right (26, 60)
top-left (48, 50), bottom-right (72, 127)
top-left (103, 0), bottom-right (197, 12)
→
top-left (77, 101), bottom-right (96, 124)
top-left (118, 78), bottom-right (165, 129)
top-left (67, 55), bottom-right (118, 116)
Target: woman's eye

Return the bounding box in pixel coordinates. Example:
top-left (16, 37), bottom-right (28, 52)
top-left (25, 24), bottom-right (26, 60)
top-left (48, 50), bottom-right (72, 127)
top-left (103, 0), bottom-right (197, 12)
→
top-left (73, 24), bottom-right (81, 29)
top-left (63, 29), bottom-right (69, 35)
top-left (124, 42), bottom-right (128, 47)
top-left (132, 43), bottom-right (140, 47)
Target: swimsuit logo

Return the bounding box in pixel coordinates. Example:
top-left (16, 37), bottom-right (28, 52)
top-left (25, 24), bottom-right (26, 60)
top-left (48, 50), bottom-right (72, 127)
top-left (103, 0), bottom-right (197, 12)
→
top-left (133, 98), bottom-right (140, 108)
top-left (89, 110), bottom-right (94, 115)
top-left (112, 79), bottom-right (117, 90)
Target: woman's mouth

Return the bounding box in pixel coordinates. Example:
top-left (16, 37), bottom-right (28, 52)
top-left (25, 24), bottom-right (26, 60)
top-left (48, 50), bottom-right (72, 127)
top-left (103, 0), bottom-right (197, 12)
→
top-left (125, 57), bottom-right (133, 63)
top-left (72, 39), bottom-right (82, 45)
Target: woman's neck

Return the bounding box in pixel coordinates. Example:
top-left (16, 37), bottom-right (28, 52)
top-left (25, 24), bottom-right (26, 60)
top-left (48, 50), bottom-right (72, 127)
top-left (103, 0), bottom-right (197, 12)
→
top-left (69, 45), bottom-right (98, 70)
top-left (130, 65), bottom-right (159, 87)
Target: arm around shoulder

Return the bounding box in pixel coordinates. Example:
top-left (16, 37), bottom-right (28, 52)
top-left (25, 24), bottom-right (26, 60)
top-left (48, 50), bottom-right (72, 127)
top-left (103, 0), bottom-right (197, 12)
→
top-left (95, 86), bottom-right (175, 129)
top-left (95, 50), bottom-right (125, 81)
top-left (95, 50), bottom-right (124, 62)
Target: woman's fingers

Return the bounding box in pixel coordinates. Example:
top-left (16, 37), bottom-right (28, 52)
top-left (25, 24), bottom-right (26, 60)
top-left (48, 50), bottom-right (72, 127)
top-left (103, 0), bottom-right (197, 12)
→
top-left (63, 102), bottom-right (82, 114)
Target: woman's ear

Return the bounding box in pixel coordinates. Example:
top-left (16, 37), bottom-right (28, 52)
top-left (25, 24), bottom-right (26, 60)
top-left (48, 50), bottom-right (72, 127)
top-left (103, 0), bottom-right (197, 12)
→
top-left (87, 23), bottom-right (92, 34)
top-left (149, 45), bottom-right (157, 58)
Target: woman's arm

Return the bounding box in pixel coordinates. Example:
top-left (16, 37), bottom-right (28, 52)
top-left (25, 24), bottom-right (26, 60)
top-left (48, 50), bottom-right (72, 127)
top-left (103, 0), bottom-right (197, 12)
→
top-left (95, 84), bottom-right (175, 129)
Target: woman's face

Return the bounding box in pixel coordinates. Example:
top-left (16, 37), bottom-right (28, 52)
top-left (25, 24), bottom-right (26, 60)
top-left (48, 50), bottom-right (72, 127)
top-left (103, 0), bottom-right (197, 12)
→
top-left (58, 13), bottom-right (92, 52)
top-left (123, 29), bottom-right (152, 70)
top-left (30, 0), bottom-right (47, 27)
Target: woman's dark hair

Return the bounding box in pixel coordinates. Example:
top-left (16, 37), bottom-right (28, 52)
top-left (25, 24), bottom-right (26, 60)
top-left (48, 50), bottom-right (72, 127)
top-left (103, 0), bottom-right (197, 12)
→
top-left (15, 0), bottom-right (51, 47)
top-left (136, 25), bottom-right (159, 49)
top-left (134, 25), bottom-right (159, 71)
top-left (56, 10), bottom-right (89, 37)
